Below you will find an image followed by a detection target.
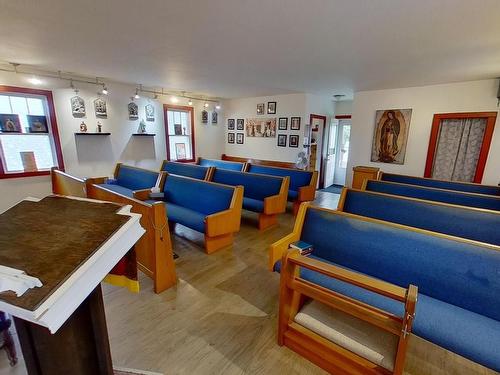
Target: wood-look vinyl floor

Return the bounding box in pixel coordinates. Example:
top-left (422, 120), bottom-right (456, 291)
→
top-left (0, 192), bottom-right (496, 374)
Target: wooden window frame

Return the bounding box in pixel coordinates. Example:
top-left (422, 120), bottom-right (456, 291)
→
top-left (163, 104), bottom-right (196, 163)
top-left (424, 112), bottom-right (497, 183)
top-left (0, 85), bottom-right (65, 179)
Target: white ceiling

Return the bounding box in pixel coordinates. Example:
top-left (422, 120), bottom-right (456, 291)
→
top-left (0, 0), bottom-right (499, 99)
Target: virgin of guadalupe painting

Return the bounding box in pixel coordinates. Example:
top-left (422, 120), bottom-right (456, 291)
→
top-left (371, 109), bottom-right (412, 164)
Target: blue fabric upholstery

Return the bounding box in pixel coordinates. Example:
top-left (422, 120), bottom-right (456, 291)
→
top-left (365, 180), bottom-right (500, 211)
top-left (343, 190), bottom-right (500, 245)
top-left (198, 158), bottom-right (244, 171)
top-left (381, 173), bottom-right (500, 196)
top-left (243, 197), bottom-right (265, 213)
top-left (165, 203), bottom-right (206, 233)
top-left (97, 183), bottom-right (134, 197)
top-left (288, 190), bottom-right (298, 201)
top-left (299, 209), bottom-right (500, 322)
top-left (115, 165), bottom-right (159, 191)
top-left (247, 165), bottom-right (312, 198)
top-left (274, 257), bottom-right (500, 371)
top-left (161, 161), bottom-right (209, 180)
top-left (212, 169), bottom-right (283, 202)
top-left (163, 175), bottom-right (234, 215)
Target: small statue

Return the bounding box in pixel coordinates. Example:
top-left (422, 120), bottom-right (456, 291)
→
top-left (182, 126), bottom-right (186, 135)
top-left (138, 119), bottom-right (147, 133)
top-left (79, 121), bottom-right (87, 133)
top-left (97, 121), bottom-right (102, 133)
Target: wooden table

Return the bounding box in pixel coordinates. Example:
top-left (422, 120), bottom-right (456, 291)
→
top-left (0, 196), bottom-right (145, 374)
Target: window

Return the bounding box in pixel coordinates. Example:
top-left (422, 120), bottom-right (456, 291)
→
top-left (0, 86), bottom-right (64, 179)
top-left (424, 112), bottom-right (497, 183)
top-left (164, 105), bottom-right (195, 162)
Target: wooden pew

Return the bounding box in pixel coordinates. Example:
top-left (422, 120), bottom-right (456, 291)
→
top-left (85, 173), bottom-right (176, 294)
top-left (51, 167), bottom-right (87, 197)
top-left (221, 154), bottom-right (296, 169)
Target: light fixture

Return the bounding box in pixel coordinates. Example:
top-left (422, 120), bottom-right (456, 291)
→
top-left (170, 96), bottom-right (178, 104)
top-left (101, 85), bottom-right (108, 95)
top-left (188, 99), bottom-right (193, 106)
top-left (204, 102), bottom-right (209, 108)
top-left (215, 103), bottom-right (221, 110)
top-left (28, 76), bottom-right (42, 85)
top-left (134, 88), bottom-right (140, 99)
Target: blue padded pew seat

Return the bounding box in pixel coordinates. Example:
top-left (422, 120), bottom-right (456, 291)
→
top-left (161, 174), bottom-right (243, 253)
top-left (211, 169), bottom-right (288, 230)
top-left (381, 172), bottom-right (500, 196)
top-left (97, 163), bottom-right (160, 197)
top-left (245, 164), bottom-right (317, 214)
top-left (197, 157), bottom-right (244, 171)
top-left (161, 160), bottom-right (210, 180)
top-left (272, 207), bottom-right (500, 371)
top-left (340, 189), bottom-right (500, 245)
top-left (365, 180), bottom-right (500, 211)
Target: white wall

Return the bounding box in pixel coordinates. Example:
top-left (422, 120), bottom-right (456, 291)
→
top-left (223, 93), bottom-right (334, 164)
top-left (0, 72), bottom-right (224, 212)
top-left (334, 100), bottom-right (353, 116)
top-left (346, 79), bottom-right (500, 186)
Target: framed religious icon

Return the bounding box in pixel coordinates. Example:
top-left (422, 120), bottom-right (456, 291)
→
top-left (212, 111), bottom-right (218, 124)
top-left (201, 110), bottom-right (208, 124)
top-left (145, 104), bottom-right (155, 121)
top-left (228, 119), bottom-right (235, 130)
top-left (27, 115), bottom-right (49, 133)
top-left (94, 98), bottom-right (107, 118)
top-left (228, 132), bottom-right (235, 144)
top-left (371, 109), bottom-right (412, 164)
top-left (0, 114), bottom-right (21, 133)
top-left (246, 118), bottom-right (276, 138)
top-left (277, 134), bottom-right (287, 147)
top-left (278, 117), bottom-right (288, 130)
top-left (175, 143), bottom-right (187, 160)
top-left (236, 133), bottom-right (244, 144)
top-left (71, 96), bottom-right (86, 117)
top-left (236, 119), bottom-right (244, 130)
top-left (289, 134), bottom-right (299, 148)
top-left (128, 102), bottom-right (138, 120)
top-left (290, 116), bottom-right (301, 130)
top-left (267, 101), bottom-right (276, 114)
top-left (256, 103), bottom-right (265, 115)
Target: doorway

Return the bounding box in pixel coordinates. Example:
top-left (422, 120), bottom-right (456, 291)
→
top-left (323, 116), bottom-right (351, 188)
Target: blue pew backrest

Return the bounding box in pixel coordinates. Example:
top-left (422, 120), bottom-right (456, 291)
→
top-left (198, 158), bottom-right (244, 171)
top-left (300, 208), bottom-right (500, 322)
top-left (115, 165), bottom-right (159, 191)
top-left (247, 165), bottom-right (312, 192)
top-left (163, 175), bottom-right (234, 215)
top-left (343, 190), bottom-right (500, 245)
top-left (381, 173), bottom-right (500, 196)
top-left (162, 161), bottom-right (208, 180)
top-left (366, 180), bottom-right (500, 211)
top-left (212, 169), bottom-right (282, 200)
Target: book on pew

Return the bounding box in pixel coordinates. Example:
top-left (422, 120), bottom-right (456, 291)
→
top-left (289, 241), bottom-right (313, 256)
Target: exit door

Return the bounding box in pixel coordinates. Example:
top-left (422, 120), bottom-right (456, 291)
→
top-left (333, 120), bottom-right (351, 185)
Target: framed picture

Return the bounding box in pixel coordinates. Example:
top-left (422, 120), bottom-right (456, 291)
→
top-left (212, 111), bottom-right (218, 124)
top-left (371, 109), bottom-right (412, 165)
top-left (201, 110), bottom-right (208, 124)
top-left (228, 119), bottom-right (235, 130)
top-left (228, 132), bottom-right (235, 144)
top-left (236, 133), bottom-right (244, 144)
top-left (289, 135), bottom-right (299, 148)
top-left (256, 103), bottom-right (265, 115)
top-left (27, 115), bottom-right (48, 133)
top-left (278, 117), bottom-right (288, 130)
top-left (128, 102), bottom-right (138, 120)
top-left (237, 119), bottom-right (244, 130)
top-left (0, 114), bottom-right (21, 133)
top-left (71, 96), bottom-right (86, 117)
top-left (267, 101), bottom-right (277, 114)
top-left (291, 117), bottom-right (301, 130)
top-left (277, 134), bottom-right (287, 147)
top-left (145, 104), bottom-right (155, 121)
top-left (94, 98), bottom-right (107, 118)
top-left (246, 118), bottom-right (276, 138)
top-left (174, 124), bottom-right (182, 135)
top-left (175, 143), bottom-right (187, 160)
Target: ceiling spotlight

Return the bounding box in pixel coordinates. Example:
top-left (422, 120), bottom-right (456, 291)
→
top-left (333, 94), bottom-right (345, 101)
top-left (28, 76), bottom-right (42, 85)
top-left (101, 85), bottom-right (108, 95)
top-left (134, 88), bottom-right (140, 99)
top-left (204, 102), bottom-right (209, 108)
top-left (215, 104), bottom-right (221, 110)
top-left (188, 99), bottom-right (193, 106)
top-left (170, 96), bottom-right (178, 103)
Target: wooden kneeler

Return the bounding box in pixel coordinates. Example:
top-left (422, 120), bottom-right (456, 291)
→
top-left (278, 250), bottom-right (417, 375)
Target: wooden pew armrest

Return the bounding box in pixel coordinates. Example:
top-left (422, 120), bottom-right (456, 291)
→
top-left (269, 232), bottom-right (301, 271)
top-left (297, 171), bottom-right (318, 202)
top-left (264, 176), bottom-right (289, 215)
top-left (133, 188), bottom-right (153, 201)
top-left (205, 208), bottom-right (239, 237)
top-left (85, 176), bottom-right (108, 185)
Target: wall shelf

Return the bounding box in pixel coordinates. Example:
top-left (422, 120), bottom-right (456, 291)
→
top-left (74, 132), bottom-right (111, 136)
top-left (132, 133), bottom-right (156, 136)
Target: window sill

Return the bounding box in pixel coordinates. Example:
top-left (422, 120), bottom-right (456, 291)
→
top-left (0, 170), bottom-right (54, 180)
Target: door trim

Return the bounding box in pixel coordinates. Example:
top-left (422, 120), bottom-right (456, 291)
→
top-left (310, 114), bottom-right (328, 189)
top-left (423, 112), bottom-right (497, 183)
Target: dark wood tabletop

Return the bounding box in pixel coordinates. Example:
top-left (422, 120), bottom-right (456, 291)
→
top-left (0, 196), bottom-right (128, 311)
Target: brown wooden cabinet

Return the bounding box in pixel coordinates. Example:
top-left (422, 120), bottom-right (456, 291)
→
top-left (352, 166), bottom-right (380, 189)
